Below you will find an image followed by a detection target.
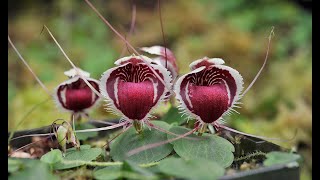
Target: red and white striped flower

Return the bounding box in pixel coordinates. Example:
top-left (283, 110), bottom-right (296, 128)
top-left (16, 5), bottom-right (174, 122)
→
top-left (140, 46), bottom-right (178, 79)
top-left (99, 55), bottom-right (172, 131)
top-left (174, 57), bottom-right (244, 132)
top-left (54, 68), bottom-right (101, 119)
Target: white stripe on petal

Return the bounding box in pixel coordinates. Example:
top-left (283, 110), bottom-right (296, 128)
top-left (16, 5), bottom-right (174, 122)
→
top-left (189, 57), bottom-right (225, 70)
top-left (114, 77), bottom-right (120, 106)
top-left (174, 66), bottom-right (205, 120)
top-left (185, 81), bottom-right (193, 109)
top-left (213, 64), bottom-right (244, 108)
top-left (100, 65), bottom-right (126, 117)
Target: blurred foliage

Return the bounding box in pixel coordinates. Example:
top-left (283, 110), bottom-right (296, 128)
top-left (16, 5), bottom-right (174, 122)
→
top-left (8, 0), bottom-right (311, 179)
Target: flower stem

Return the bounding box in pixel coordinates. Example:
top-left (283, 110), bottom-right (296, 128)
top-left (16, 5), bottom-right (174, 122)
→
top-left (197, 123), bottom-right (208, 136)
top-left (133, 120), bottom-right (143, 134)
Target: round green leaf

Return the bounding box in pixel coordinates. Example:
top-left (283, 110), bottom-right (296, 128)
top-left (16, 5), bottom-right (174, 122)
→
top-left (67, 144), bottom-right (91, 152)
top-left (263, 151), bottom-right (302, 167)
top-left (168, 126), bottom-right (235, 168)
top-left (93, 166), bottom-right (122, 180)
top-left (158, 157), bottom-right (225, 180)
top-left (9, 161), bottom-right (58, 180)
top-left (53, 145), bottom-right (102, 170)
top-left (110, 121), bottom-right (173, 164)
top-left (8, 158), bottom-right (23, 173)
top-left (123, 160), bottom-right (155, 177)
top-left (161, 106), bottom-right (187, 125)
top-left (40, 149), bottom-right (63, 165)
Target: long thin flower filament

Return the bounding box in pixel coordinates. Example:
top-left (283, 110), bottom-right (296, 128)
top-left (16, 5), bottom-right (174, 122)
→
top-left (75, 121), bottom-right (128, 133)
top-left (84, 0), bottom-right (171, 91)
top-left (241, 27), bottom-right (274, 96)
top-left (9, 133), bottom-right (55, 141)
top-left (218, 124), bottom-right (296, 142)
top-left (119, 4), bottom-right (136, 57)
top-left (43, 25), bottom-right (103, 99)
top-left (8, 97), bottom-right (51, 143)
top-left (158, 0), bottom-right (168, 68)
top-left (103, 124), bottom-right (133, 149)
top-left (8, 35), bottom-right (51, 95)
top-left (146, 121), bottom-right (199, 140)
top-left (9, 136), bottom-right (52, 157)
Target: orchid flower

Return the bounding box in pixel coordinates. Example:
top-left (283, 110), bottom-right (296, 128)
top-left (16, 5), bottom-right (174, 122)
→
top-left (54, 67), bottom-right (101, 121)
top-left (175, 57), bottom-right (244, 135)
top-left (99, 55), bottom-right (172, 133)
top-left (140, 46), bottom-right (178, 80)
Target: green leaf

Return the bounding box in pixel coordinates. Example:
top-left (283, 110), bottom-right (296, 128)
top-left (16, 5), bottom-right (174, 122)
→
top-left (67, 144), bottom-right (91, 152)
top-left (75, 123), bottom-right (98, 140)
top-left (9, 160), bottom-right (58, 180)
top-left (53, 145), bottom-right (102, 170)
top-left (110, 121), bottom-right (173, 164)
top-left (40, 149), bottom-right (63, 165)
top-left (93, 166), bottom-right (122, 180)
top-left (158, 157), bottom-right (225, 180)
top-left (122, 160), bottom-right (155, 177)
top-left (93, 166), bottom-right (153, 180)
top-left (160, 106), bottom-right (187, 125)
top-left (8, 158), bottom-right (23, 173)
top-left (168, 126), bottom-right (235, 168)
top-left (263, 151), bottom-right (302, 167)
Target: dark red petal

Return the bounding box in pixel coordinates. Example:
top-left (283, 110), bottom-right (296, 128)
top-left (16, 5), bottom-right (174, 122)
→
top-left (56, 78), bottom-right (100, 112)
top-left (117, 81), bottom-right (154, 120)
top-left (175, 63), bottom-right (243, 123)
top-left (187, 66), bottom-right (238, 106)
top-left (100, 56), bottom-right (172, 120)
top-left (188, 84), bottom-right (229, 123)
top-left (105, 63), bottom-right (165, 108)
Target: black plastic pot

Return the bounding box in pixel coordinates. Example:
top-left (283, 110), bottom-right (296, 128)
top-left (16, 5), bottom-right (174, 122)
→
top-left (8, 120), bottom-right (300, 180)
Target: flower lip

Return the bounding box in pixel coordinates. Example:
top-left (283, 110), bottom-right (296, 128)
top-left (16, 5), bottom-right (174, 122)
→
top-left (188, 83), bottom-right (229, 123)
top-left (54, 76), bottom-right (100, 113)
top-left (174, 58), bottom-right (243, 124)
top-left (117, 81), bottom-right (155, 120)
top-left (100, 55), bottom-right (172, 121)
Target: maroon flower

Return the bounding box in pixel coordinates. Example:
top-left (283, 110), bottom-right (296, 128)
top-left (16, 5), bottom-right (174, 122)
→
top-left (140, 46), bottom-right (178, 79)
top-left (54, 68), bottom-right (100, 118)
top-left (174, 57), bottom-right (243, 131)
top-left (99, 55), bottom-right (172, 127)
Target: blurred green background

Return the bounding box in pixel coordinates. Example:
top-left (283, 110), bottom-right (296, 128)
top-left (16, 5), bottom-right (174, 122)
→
top-left (8, 0), bottom-right (311, 179)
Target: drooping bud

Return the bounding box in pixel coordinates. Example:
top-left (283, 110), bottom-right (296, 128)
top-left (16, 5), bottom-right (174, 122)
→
top-left (55, 121), bottom-right (80, 154)
top-left (140, 46), bottom-right (178, 79)
top-left (55, 124), bottom-right (68, 153)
